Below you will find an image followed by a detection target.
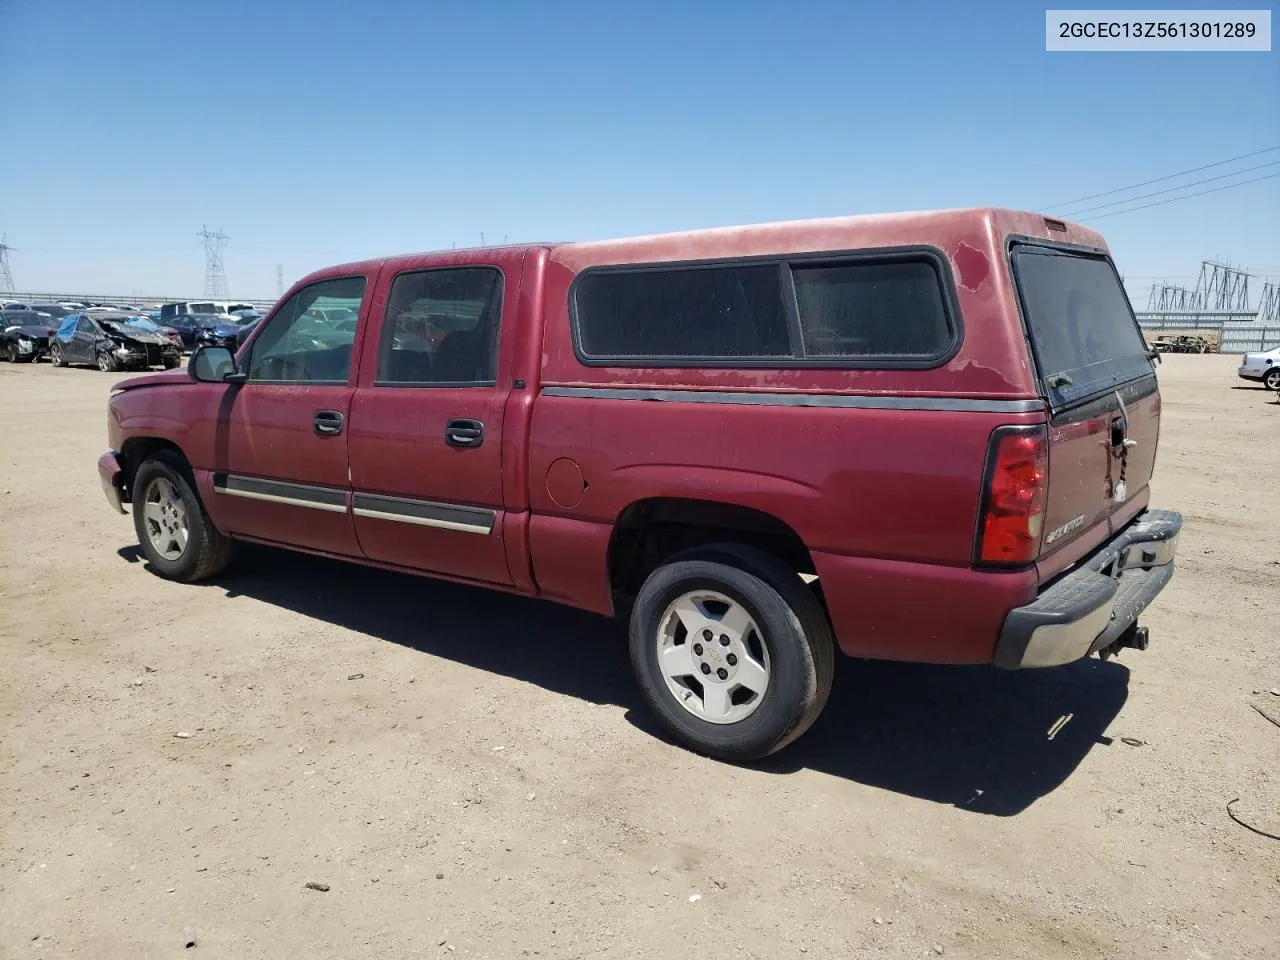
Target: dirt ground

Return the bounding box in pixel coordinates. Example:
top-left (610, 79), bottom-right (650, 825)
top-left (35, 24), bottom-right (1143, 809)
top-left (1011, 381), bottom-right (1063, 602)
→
top-left (1, 355), bottom-right (1277, 960)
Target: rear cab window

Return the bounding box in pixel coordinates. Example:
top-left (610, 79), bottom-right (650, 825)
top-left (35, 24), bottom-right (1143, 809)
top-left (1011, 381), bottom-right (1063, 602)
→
top-left (1010, 244), bottom-right (1154, 407)
top-left (571, 251), bottom-right (958, 366)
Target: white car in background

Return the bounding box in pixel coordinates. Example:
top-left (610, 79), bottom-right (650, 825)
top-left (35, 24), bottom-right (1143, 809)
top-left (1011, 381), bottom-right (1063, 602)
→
top-left (1238, 346), bottom-right (1280, 391)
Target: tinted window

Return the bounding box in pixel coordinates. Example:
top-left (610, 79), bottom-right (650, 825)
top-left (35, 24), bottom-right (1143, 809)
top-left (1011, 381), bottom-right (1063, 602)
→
top-left (376, 267), bottom-right (503, 384)
top-left (1012, 246), bottom-right (1152, 407)
top-left (792, 260), bottom-right (952, 358)
top-left (574, 264), bottom-right (790, 359)
top-left (246, 276), bottom-right (366, 383)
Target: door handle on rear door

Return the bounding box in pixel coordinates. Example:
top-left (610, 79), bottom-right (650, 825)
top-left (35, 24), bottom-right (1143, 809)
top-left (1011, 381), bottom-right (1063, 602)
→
top-left (314, 410), bottom-right (344, 436)
top-left (445, 418), bottom-right (484, 448)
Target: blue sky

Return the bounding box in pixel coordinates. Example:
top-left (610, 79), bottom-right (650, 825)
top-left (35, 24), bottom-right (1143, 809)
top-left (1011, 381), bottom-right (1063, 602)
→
top-left (1, 0), bottom-right (1276, 304)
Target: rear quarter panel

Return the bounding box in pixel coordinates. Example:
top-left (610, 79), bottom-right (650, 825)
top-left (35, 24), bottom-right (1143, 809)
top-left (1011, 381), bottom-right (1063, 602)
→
top-left (527, 209), bottom-right (1070, 661)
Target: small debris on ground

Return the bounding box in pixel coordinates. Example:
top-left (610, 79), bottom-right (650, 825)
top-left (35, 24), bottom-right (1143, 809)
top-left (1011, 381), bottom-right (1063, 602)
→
top-left (649, 866), bottom-right (659, 875)
top-left (1120, 737), bottom-right (1145, 746)
top-left (145, 666), bottom-right (157, 673)
top-left (688, 894), bottom-right (701, 903)
top-left (933, 945), bottom-right (945, 956)
top-left (182, 926), bottom-right (197, 948)
top-left (436, 872), bottom-right (444, 879)
top-left (304, 881), bottom-right (330, 892)
top-left (874, 916), bottom-right (884, 925)
top-left (712, 877), bottom-right (726, 889)
top-left (173, 731), bottom-right (192, 739)
top-left (526, 792), bottom-right (536, 801)
top-left (1270, 688), bottom-right (1280, 697)
top-left (347, 673), bottom-right (364, 681)
top-left (492, 745), bottom-right (505, 752)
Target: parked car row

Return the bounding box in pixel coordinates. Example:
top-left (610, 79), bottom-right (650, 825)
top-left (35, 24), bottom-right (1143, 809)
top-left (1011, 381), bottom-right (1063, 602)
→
top-left (1, 299), bottom-right (267, 370)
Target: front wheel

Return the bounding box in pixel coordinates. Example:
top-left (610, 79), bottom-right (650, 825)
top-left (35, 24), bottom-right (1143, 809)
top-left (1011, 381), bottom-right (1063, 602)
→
top-left (4, 343), bottom-right (16, 362)
top-left (1264, 368), bottom-right (1280, 391)
top-left (162, 356), bottom-right (180, 370)
top-left (132, 453), bottom-right (234, 581)
top-left (628, 543), bottom-right (835, 762)
top-left (51, 344), bottom-right (67, 367)
top-left (98, 350), bottom-right (118, 372)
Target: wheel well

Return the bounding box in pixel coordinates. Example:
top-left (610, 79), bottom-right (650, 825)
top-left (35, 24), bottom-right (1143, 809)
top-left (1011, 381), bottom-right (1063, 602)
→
top-left (118, 438), bottom-right (189, 502)
top-left (607, 498), bottom-right (818, 615)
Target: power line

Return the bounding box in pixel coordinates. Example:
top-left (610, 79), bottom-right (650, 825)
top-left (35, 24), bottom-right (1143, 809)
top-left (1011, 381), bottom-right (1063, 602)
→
top-left (1044, 144), bottom-right (1280, 210)
top-left (1062, 160), bottom-right (1280, 218)
top-left (1078, 171), bottom-right (1280, 223)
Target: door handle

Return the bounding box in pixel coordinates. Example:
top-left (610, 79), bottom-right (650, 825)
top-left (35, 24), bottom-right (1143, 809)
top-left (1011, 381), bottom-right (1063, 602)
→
top-left (445, 418), bottom-right (484, 448)
top-left (314, 410), bottom-right (344, 436)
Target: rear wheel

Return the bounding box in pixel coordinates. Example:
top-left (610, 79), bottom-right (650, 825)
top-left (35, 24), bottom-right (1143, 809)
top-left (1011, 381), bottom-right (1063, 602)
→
top-left (628, 543), bottom-right (835, 762)
top-left (1264, 368), bottom-right (1280, 391)
top-left (132, 452), bottom-right (233, 581)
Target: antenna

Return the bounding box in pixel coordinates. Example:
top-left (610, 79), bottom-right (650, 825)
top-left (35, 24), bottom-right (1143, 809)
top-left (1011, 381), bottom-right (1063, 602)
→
top-left (197, 225), bottom-right (230, 299)
top-left (0, 234), bottom-right (15, 291)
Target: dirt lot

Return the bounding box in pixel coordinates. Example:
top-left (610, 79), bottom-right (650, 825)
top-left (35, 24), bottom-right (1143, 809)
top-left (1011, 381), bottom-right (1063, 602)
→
top-left (1, 355), bottom-right (1277, 960)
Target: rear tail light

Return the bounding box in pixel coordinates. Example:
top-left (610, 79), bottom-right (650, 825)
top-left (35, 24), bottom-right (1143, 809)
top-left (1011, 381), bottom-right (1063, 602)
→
top-left (976, 425), bottom-right (1048, 566)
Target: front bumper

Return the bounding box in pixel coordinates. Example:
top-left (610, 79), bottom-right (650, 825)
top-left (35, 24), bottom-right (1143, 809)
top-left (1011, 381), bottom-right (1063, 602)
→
top-left (98, 451), bottom-right (127, 514)
top-left (994, 509), bottom-right (1182, 669)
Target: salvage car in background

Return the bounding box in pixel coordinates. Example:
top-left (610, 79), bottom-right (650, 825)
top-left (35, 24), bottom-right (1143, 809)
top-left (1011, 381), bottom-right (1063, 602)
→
top-left (195, 314), bottom-right (257, 351)
top-left (1238, 345), bottom-right (1280, 390)
top-left (162, 312), bottom-right (227, 351)
top-left (1, 317), bottom-right (57, 362)
top-left (50, 312), bottom-right (182, 371)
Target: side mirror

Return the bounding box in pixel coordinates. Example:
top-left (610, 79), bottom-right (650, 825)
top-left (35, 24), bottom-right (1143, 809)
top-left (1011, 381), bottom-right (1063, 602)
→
top-left (188, 345), bottom-right (244, 383)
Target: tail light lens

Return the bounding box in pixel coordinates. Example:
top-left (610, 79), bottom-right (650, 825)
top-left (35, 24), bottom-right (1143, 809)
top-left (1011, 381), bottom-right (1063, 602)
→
top-left (977, 425), bottom-right (1048, 566)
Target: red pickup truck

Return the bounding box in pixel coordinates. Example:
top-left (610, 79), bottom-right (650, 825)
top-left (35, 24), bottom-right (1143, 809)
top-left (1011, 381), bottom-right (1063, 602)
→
top-left (99, 208), bottom-right (1181, 761)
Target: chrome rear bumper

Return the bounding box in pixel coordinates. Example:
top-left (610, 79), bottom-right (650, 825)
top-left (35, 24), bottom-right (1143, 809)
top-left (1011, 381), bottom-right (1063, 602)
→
top-left (994, 509), bottom-right (1182, 669)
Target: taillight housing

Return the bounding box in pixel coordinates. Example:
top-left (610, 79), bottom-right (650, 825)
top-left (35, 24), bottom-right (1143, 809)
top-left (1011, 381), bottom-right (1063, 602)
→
top-left (976, 425), bottom-right (1048, 566)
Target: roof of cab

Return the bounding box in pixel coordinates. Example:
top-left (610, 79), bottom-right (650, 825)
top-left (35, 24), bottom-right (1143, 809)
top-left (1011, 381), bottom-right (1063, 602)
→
top-left (305, 207), bottom-right (1107, 283)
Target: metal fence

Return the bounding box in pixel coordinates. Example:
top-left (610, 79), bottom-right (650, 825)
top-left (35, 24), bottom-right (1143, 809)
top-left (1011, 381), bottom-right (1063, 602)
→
top-left (1, 291), bottom-right (277, 310)
top-left (1134, 310), bottom-right (1280, 352)
top-left (1220, 327), bottom-right (1280, 352)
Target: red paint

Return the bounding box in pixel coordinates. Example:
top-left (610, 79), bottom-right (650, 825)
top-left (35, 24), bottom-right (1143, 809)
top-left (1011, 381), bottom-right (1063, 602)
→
top-left (102, 207), bottom-right (1167, 667)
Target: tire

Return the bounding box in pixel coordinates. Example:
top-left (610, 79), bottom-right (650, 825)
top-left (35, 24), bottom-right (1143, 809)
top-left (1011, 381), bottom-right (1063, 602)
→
top-left (98, 350), bottom-right (118, 373)
top-left (1264, 368), bottom-right (1280, 391)
top-left (51, 344), bottom-right (67, 367)
top-left (628, 543), bottom-right (835, 762)
top-left (4, 342), bottom-right (15, 362)
top-left (163, 356), bottom-right (180, 370)
top-left (131, 451), bottom-right (234, 582)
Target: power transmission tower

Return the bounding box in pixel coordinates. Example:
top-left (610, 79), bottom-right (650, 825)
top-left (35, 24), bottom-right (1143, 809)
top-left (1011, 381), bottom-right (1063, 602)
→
top-left (1148, 282), bottom-right (1194, 311)
top-left (1258, 282), bottom-right (1280, 323)
top-left (1191, 260), bottom-right (1251, 311)
top-left (276, 264), bottom-right (284, 298)
top-left (0, 234), bottom-right (15, 291)
top-left (198, 225), bottom-right (230, 299)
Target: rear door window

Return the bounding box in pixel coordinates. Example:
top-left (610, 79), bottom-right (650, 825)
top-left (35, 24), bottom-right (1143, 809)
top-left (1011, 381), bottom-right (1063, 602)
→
top-left (1011, 245), bottom-right (1153, 408)
top-left (376, 267), bottom-right (504, 385)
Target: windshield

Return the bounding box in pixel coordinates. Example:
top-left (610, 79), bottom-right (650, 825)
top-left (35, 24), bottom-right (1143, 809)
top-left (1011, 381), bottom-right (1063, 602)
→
top-left (1011, 245), bottom-right (1153, 408)
top-left (188, 302), bottom-right (227, 314)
